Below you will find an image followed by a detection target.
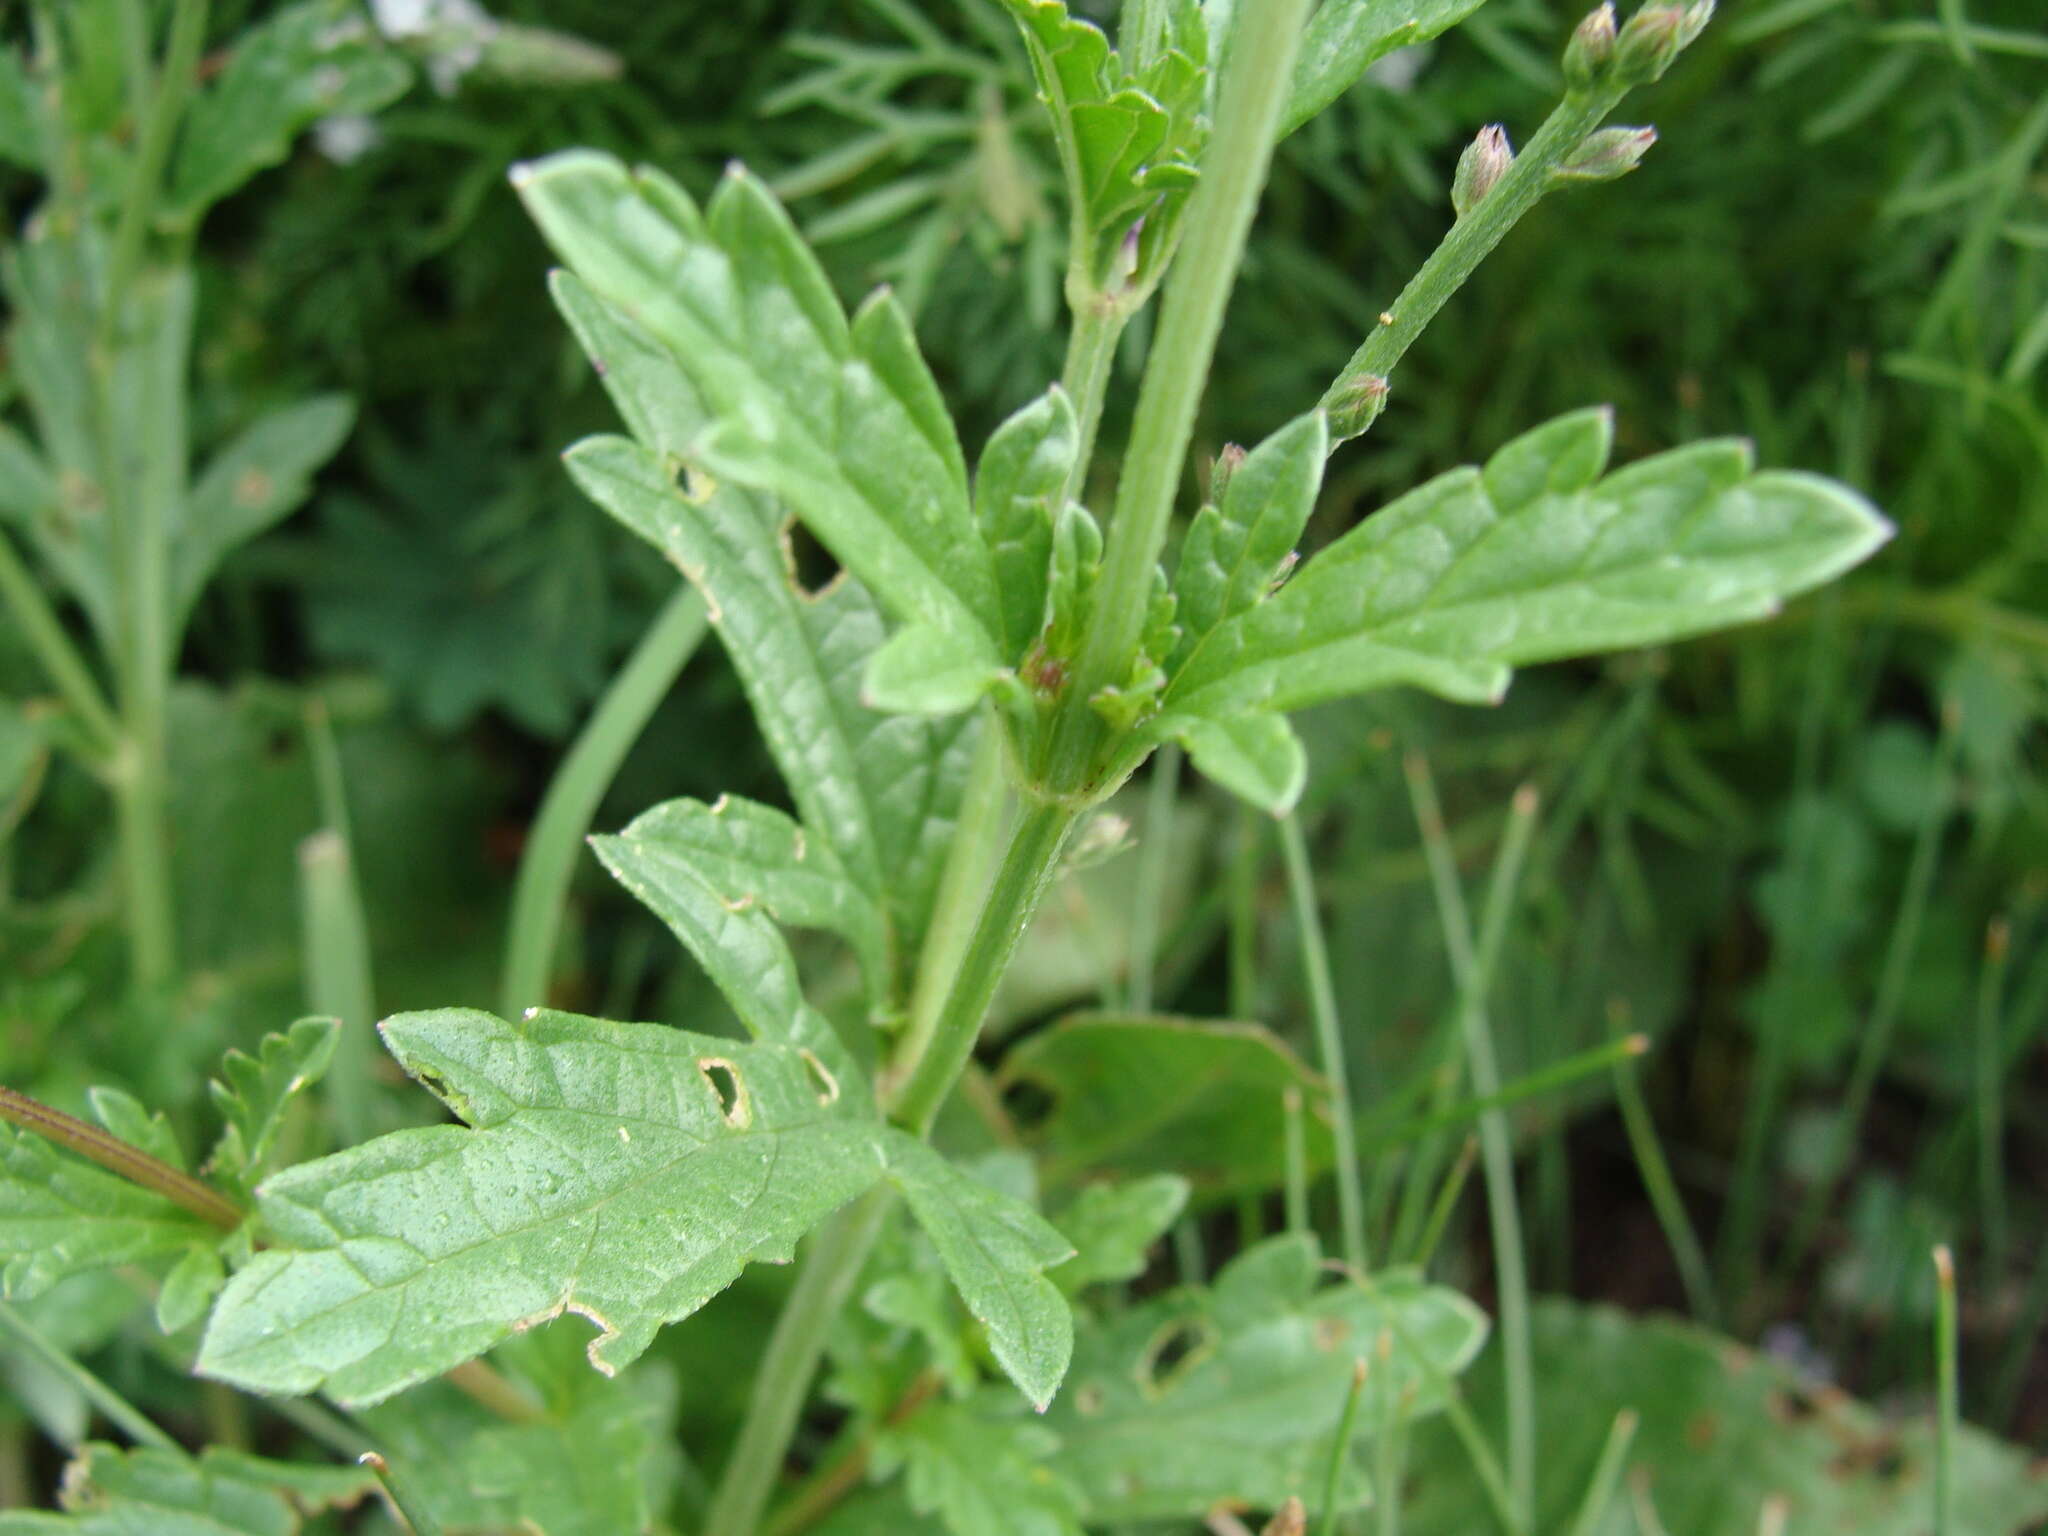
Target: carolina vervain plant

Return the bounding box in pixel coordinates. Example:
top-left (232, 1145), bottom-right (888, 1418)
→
top-left (0, 0), bottom-right (1911, 1530)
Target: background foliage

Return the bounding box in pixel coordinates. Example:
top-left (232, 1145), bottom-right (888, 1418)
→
top-left (0, 0), bottom-right (2042, 1528)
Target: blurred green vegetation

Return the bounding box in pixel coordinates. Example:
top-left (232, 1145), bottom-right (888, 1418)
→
top-left (0, 0), bottom-right (2042, 1522)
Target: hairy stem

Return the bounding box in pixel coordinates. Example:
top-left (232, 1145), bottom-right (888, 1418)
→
top-left (0, 1083), bottom-right (241, 1230)
top-left (887, 800), bottom-right (1078, 1132)
top-left (499, 587), bottom-right (709, 1016)
top-left (102, 0), bottom-right (210, 325)
top-left (1318, 82), bottom-right (1628, 440)
top-left (1044, 0), bottom-right (1312, 797)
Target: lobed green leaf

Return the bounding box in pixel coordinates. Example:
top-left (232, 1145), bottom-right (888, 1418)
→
top-left (1042, 1234), bottom-right (1488, 1519)
top-left (1283, 0), bottom-right (1498, 137)
top-left (1166, 406), bottom-right (1892, 721)
top-left (0, 1126), bottom-right (214, 1302)
top-left (0, 1443), bottom-right (374, 1535)
top-left (975, 388), bottom-right (1079, 662)
top-left (1000, 0), bottom-right (1206, 285)
top-left (197, 1009), bottom-right (888, 1405)
top-left (887, 1141), bottom-right (1076, 1411)
top-left (517, 150), bottom-right (1002, 660)
top-left (163, 0), bottom-right (412, 227)
top-left (999, 1013), bottom-right (1335, 1197)
top-left (1401, 1300), bottom-right (2048, 1534)
top-left (595, 794), bottom-right (890, 1017)
top-left (199, 1009), bottom-right (1073, 1409)
top-left (553, 283), bottom-right (977, 1009)
top-left (206, 1017), bottom-right (341, 1199)
top-left (875, 1399), bottom-right (1087, 1536)
top-left (173, 395), bottom-right (354, 629)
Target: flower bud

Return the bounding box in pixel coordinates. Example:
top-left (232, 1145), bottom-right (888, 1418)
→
top-left (1327, 370), bottom-right (1389, 442)
top-left (1451, 125), bottom-right (1514, 219)
top-left (1612, 0), bottom-right (1714, 86)
top-left (1554, 125), bottom-right (1657, 182)
top-left (1563, 3), bottom-right (1617, 89)
top-left (1209, 442), bottom-right (1247, 502)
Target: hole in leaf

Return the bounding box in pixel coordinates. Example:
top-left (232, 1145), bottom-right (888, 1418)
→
top-left (781, 519), bottom-right (842, 597)
top-left (1135, 1315), bottom-right (1216, 1399)
top-left (799, 1049), bottom-right (839, 1106)
top-left (696, 1057), bottom-right (752, 1128)
top-left (1000, 1075), bottom-right (1057, 1133)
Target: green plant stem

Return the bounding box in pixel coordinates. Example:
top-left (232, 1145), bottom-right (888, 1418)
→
top-left (899, 719), bottom-right (1008, 1053)
top-left (1783, 701), bottom-right (1959, 1275)
top-left (1042, 0), bottom-right (1311, 797)
top-left (704, 1188), bottom-right (894, 1536)
top-left (887, 800), bottom-right (1077, 1132)
top-left (1410, 1136), bottom-right (1478, 1271)
top-left (1932, 1245), bottom-right (1957, 1536)
top-left (1055, 297), bottom-right (1124, 510)
top-left (1316, 1359), bottom-right (1370, 1536)
top-left (0, 1303), bottom-right (179, 1453)
top-left (0, 529), bottom-right (121, 758)
top-left (1317, 81), bottom-right (1627, 438)
top-left (361, 1452), bottom-right (446, 1536)
top-left (1974, 917), bottom-right (2009, 1276)
top-left (1564, 1409), bottom-right (1639, 1536)
top-left (1283, 1085), bottom-right (1309, 1235)
top-left (1279, 812), bottom-right (1367, 1271)
top-left (1406, 760), bottom-right (1539, 1528)
top-left (103, 0), bottom-right (209, 325)
top-left (1229, 802), bottom-right (1261, 1017)
top-left (1610, 1037), bottom-right (1720, 1327)
top-left (499, 587), bottom-right (709, 1016)
top-left (1126, 743), bottom-right (1181, 1012)
top-left (0, 1083), bottom-right (241, 1230)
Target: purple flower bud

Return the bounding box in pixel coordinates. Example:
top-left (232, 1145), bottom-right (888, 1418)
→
top-left (1613, 0), bottom-right (1714, 85)
top-left (1554, 125), bottom-right (1658, 182)
top-left (1328, 371), bottom-right (1389, 441)
top-left (1563, 3), bottom-right (1617, 89)
top-left (1452, 125), bottom-right (1514, 219)
top-left (1210, 443), bottom-right (1247, 502)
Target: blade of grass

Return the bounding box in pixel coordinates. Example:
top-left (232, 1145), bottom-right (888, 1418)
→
top-left (299, 702), bottom-right (378, 1146)
top-left (361, 1451), bottom-right (445, 1536)
top-left (1315, 1359), bottom-right (1370, 1536)
top-left (1974, 918), bottom-right (2010, 1275)
top-left (1126, 744), bottom-right (1182, 1013)
top-left (1783, 699), bottom-right (1961, 1275)
top-left (1229, 802), bottom-right (1261, 1019)
top-left (1564, 1409), bottom-right (1639, 1536)
top-left (0, 1303), bottom-right (179, 1453)
top-left (1284, 1085), bottom-right (1310, 1237)
top-left (1608, 1013), bottom-right (1720, 1327)
top-left (1408, 1136), bottom-right (1478, 1272)
top-left (1361, 1036), bottom-right (1647, 1157)
top-left (1990, 1229), bottom-right (2048, 1430)
top-left (1404, 757), bottom-right (1539, 1527)
top-left (1933, 1245), bottom-right (1957, 1536)
top-left (1281, 811), bottom-right (1368, 1270)
top-left (500, 586), bottom-right (709, 1016)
